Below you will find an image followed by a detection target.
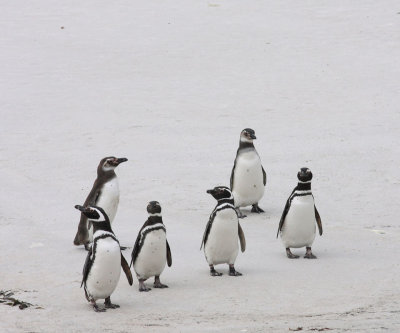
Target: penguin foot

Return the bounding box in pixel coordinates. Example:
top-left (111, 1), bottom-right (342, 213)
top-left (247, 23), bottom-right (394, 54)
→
top-left (154, 276), bottom-right (168, 288)
top-left (139, 280), bottom-right (151, 292)
top-left (286, 248), bottom-right (300, 259)
top-left (210, 266), bottom-right (223, 276)
top-left (304, 247), bottom-right (317, 259)
top-left (236, 208), bottom-right (247, 219)
top-left (229, 265), bottom-right (242, 276)
top-left (251, 204), bottom-right (264, 213)
top-left (104, 297), bottom-right (120, 309)
top-left (91, 301), bottom-right (106, 312)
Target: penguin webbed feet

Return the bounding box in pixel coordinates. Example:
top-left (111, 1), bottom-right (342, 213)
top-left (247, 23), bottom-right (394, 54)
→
top-left (153, 276), bottom-right (168, 288)
top-left (90, 300), bottom-right (106, 312)
top-left (236, 208), bottom-right (247, 219)
top-left (229, 264), bottom-right (242, 276)
top-left (286, 248), bottom-right (300, 259)
top-left (104, 297), bottom-right (120, 309)
top-left (304, 247), bottom-right (317, 259)
top-left (251, 203), bottom-right (264, 213)
top-left (139, 279), bottom-right (152, 292)
top-left (209, 265), bottom-right (223, 277)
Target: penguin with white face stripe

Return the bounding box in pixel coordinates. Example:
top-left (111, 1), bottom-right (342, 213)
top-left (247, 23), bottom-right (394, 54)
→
top-left (75, 205), bottom-right (133, 312)
top-left (73, 156), bottom-right (128, 250)
top-left (276, 168), bottom-right (323, 259)
top-left (201, 186), bottom-right (246, 276)
top-left (130, 201), bottom-right (172, 292)
top-left (230, 128), bottom-right (267, 218)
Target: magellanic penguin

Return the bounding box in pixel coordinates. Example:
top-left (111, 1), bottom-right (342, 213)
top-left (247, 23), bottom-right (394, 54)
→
top-left (73, 156), bottom-right (128, 249)
top-left (130, 201), bottom-right (172, 292)
top-left (276, 168), bottom-right (323, 259)
top-left (75, 205), bottom-right (133, 312)
top-left (230, 128), bottom-right (267, 218)
top-left (200, 186), bottom-right (246, 276)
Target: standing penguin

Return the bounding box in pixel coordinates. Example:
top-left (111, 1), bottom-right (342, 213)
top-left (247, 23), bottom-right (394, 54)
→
top-left (200, 186), bottom-right (246, 276)
top-left (276, 168), bottom-right (323, 259)
top-left (73, 156), bottom-right (128, 249)
top-left (75, 205), bottom-right (133, 312)
top-left (130, 201), bottom-right (172, 292)
top-left (230, 128), bottom-right (266, 218)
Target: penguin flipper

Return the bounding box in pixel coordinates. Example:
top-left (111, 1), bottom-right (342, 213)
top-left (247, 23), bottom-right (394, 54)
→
top-left (81, 247), bottom-right (93, 288)
top-left (238, 223), bottom-right (246, 252)
top-left (130, 230), bottom-right (143, 267)
top-left (166, 240), bottom-right (172, 267)
top-left (314, 206), bottom-right (323, 236)
top-left (262, 166), bottom-right (267, 186)
top-left (230, 155), bottom-right (238, 190)
top-left (200, 211), bottom-right (216, 250)
top-left (121, 253), bottom-right (133, 285)
top-left (277, 187), bottom-right (297, 238)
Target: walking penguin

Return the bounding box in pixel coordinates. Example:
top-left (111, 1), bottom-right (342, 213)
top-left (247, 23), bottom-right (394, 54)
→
top-left (201, 186), bottom-right (246, 276)
top-left (276, 168), bottom-right (323, 259)
top-left (75, 204), bottom-right (133, 312)
top-left (230, 128), bottom-right (266, 218)
top-left (73, 156), bottom-right (128, 249)
top-left (130, 201), bottom-right (172, 292)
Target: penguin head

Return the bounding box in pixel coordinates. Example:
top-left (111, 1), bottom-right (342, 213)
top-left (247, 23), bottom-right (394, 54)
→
top-left (297, 167), bottom-right (313, 182)
top-left (74, 205), bottom-right (109, 223)
top-left (207, 186), bottom-right (233, 201)
top-left (147, 201), bottom-right (162, 215)
top-left (98, 156), bottom-right (128, 173)
top-left (240, 128), bottom-right (257, 142)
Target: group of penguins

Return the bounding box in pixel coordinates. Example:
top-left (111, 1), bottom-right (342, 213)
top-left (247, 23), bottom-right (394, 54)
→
top-left (73, 128), bottom-right (323, 312)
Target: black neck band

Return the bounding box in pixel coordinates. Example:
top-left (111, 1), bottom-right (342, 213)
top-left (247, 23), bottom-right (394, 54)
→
top-left (297, 182), bottom-right (311, 191)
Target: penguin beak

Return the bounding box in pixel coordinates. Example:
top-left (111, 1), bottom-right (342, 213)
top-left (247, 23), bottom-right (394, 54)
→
top-left (206, 189), bottom-right (215, 195)
top-left (250, 133), bottom-right (256, 139)
top-left (75, 205), bottom-right (92, 214)
top-left (115, 157), bottom-right (128, 165)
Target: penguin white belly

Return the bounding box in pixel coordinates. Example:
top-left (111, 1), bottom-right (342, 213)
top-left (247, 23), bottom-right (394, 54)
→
top-left (204, 209), bottom-right (239, 265)
top-left (86, 236), bottom-right (121, 301)
top-left (281, 196), bottom-right (316, 248)
top-left (89, 178), bottom-right (120, 242)
top-left (134, 230), bottom-right (167, 280)
top-left (232, 151), bottom-right (265, 207)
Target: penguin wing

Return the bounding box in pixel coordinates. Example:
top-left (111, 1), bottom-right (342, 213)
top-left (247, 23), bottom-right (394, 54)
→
top-left (262, 166), bottom-right (267, 186)
top-left (200, 211), bottom-right (216, 250)
top-left (314, 206), bottom-right (323, 236)
top-left (276, 187), bottom-right (297, 238)
top-left (230, 155), bottom-right (238, 189)
top-left (238, 223), bottom-right (246, 252)
top-left (121, 253), bottom-right (133, 285)
top-left (166, 240), bottom-right (172, 267)
top-left (81, 247), bottom-right (93, 288)
top-left (130, 232), bottom-right (142, 267)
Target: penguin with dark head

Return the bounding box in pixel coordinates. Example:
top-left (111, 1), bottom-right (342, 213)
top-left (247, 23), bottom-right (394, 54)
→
top-left (73, 156), bottom-right (128, 250)
top-left (131, 201), bottom-right (172, 292)
top-left (201, 186), bottom-right (246, 276)
top-left (230, 128), bottom-right (267, 217)
top-left (276, 167), bottom-right (323, 259)
top-left (75, 204), bottom-right (133, 312)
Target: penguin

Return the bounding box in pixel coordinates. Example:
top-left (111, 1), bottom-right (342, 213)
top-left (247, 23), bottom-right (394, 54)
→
top-left (230, 128), bottom-right (266, 218)
top-left (130, 201), bottom-right (172, 292)
top-left (276, 168), bottom-right (323, 259)
top-left (200, 186), bottom-right (246, 276)
top-left (73, 156), bottom-right (128, 249)
top-left (75, 204), bottom-right (133, 312)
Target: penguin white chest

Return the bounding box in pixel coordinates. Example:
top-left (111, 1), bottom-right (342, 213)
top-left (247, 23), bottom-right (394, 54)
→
top-left (232, 151), bottom-right (265, 207)
top-left (97, 177), bottom-right (120, 223)
top-left (204, 209), bottom-right (239, 265)
top-left (134, 230), bottom-right (167, 280)
top-left (281, 195), bottom-right (316, 248)
top-left (86, 236), bottom-right (121, 301)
